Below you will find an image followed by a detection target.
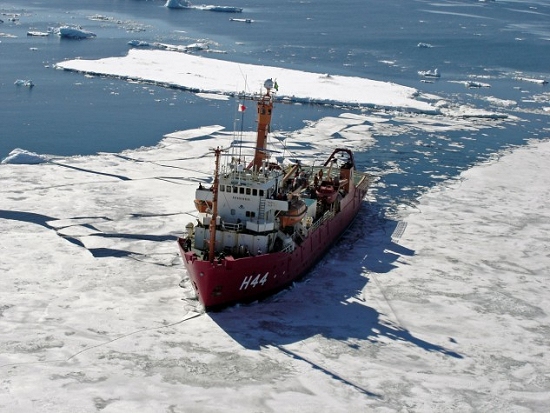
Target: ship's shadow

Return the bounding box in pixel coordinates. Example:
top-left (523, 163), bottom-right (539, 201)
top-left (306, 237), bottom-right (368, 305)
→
top-left (209, 204), bottom-right (462, 359)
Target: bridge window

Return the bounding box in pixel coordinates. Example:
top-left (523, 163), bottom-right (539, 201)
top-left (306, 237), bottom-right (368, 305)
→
top-left (246, 188), bottom-right (251, 195)
top-left (240, 187), bottom-right (245, 194)
top-left (220, 185), bottom-right (225, 192)
top-left (253, 189), bottom-right (258, 196)
top-left (233, 186), bottom-right (238, 193)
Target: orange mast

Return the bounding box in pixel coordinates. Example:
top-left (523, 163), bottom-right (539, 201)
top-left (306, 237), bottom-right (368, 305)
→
top-left (251, 79), bottom-right (275, 170)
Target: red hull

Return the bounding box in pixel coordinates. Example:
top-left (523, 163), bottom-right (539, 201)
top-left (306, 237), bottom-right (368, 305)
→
top-left (178, 180), bottom-right (368, 310)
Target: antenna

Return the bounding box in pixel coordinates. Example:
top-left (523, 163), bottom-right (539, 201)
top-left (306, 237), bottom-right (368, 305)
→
top-left (235, 71), bottom-right (249, 162)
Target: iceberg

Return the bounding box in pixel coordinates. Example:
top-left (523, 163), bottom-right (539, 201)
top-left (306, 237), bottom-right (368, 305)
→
top-left (516, 76), bottom-right (548, 85)
top-left (200, 5), bottom-right (243, 12)
top-left (14, 79), bottom-right (34, 87)
top-left (1, 148), bottom-right (48, 164)
top-left (464, 81), bottom-right (491, 88)
top-left (165, 0), bottom-right (242, 12)
top-left (418, 68), bottom-right (440, 78)
top-left (128, 40), bottom-right (220, 54)
top-left (230, 18), bottom-right (253, 23)
top-left (57, 26), bottom-right (96, 39)
top-left (183, 42), bottom-right (209, 51)
top-left (128, 40), bottom-right (151, 48)
top-left (27, 31), bottom-right (50, 37)
top-left (165, 0), bottom-right (191, 9)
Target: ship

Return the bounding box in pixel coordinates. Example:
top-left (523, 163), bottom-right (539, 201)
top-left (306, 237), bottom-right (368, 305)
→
top-left (177, 78), bottom-right (370, 310)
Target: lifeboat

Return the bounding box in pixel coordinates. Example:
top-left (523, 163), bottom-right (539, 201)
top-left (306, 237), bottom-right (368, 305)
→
top-left (279, 198), bottom-right (307, 227)
top-left (194, 199), bottom-right (212, 213)
top-left (316, 181), bottom-right (338, 203)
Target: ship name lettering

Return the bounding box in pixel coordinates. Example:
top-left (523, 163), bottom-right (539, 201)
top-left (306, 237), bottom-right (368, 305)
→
top-left (239, 272), bottom-right (269, 290)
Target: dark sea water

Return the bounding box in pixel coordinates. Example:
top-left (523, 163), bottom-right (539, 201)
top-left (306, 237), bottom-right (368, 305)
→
top-left (1, 0), bottom-right (549, 211)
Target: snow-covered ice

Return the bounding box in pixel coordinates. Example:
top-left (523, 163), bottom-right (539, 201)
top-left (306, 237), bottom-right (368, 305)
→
top-left (1, 114), bottom-right (549, 411)
top-left (56, 50), bottom-right (442, 113)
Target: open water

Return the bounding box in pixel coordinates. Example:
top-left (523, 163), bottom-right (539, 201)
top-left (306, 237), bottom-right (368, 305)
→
top-left (1, 0), bottom-right (549, 212)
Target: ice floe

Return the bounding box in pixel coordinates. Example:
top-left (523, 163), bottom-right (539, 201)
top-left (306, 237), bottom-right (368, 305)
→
top-left (516, 76), bottom-right (548, 85)
top-left (56, 50), bottom-right (440, 113)
top-left (1, 120), bottom-right (549, 411)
